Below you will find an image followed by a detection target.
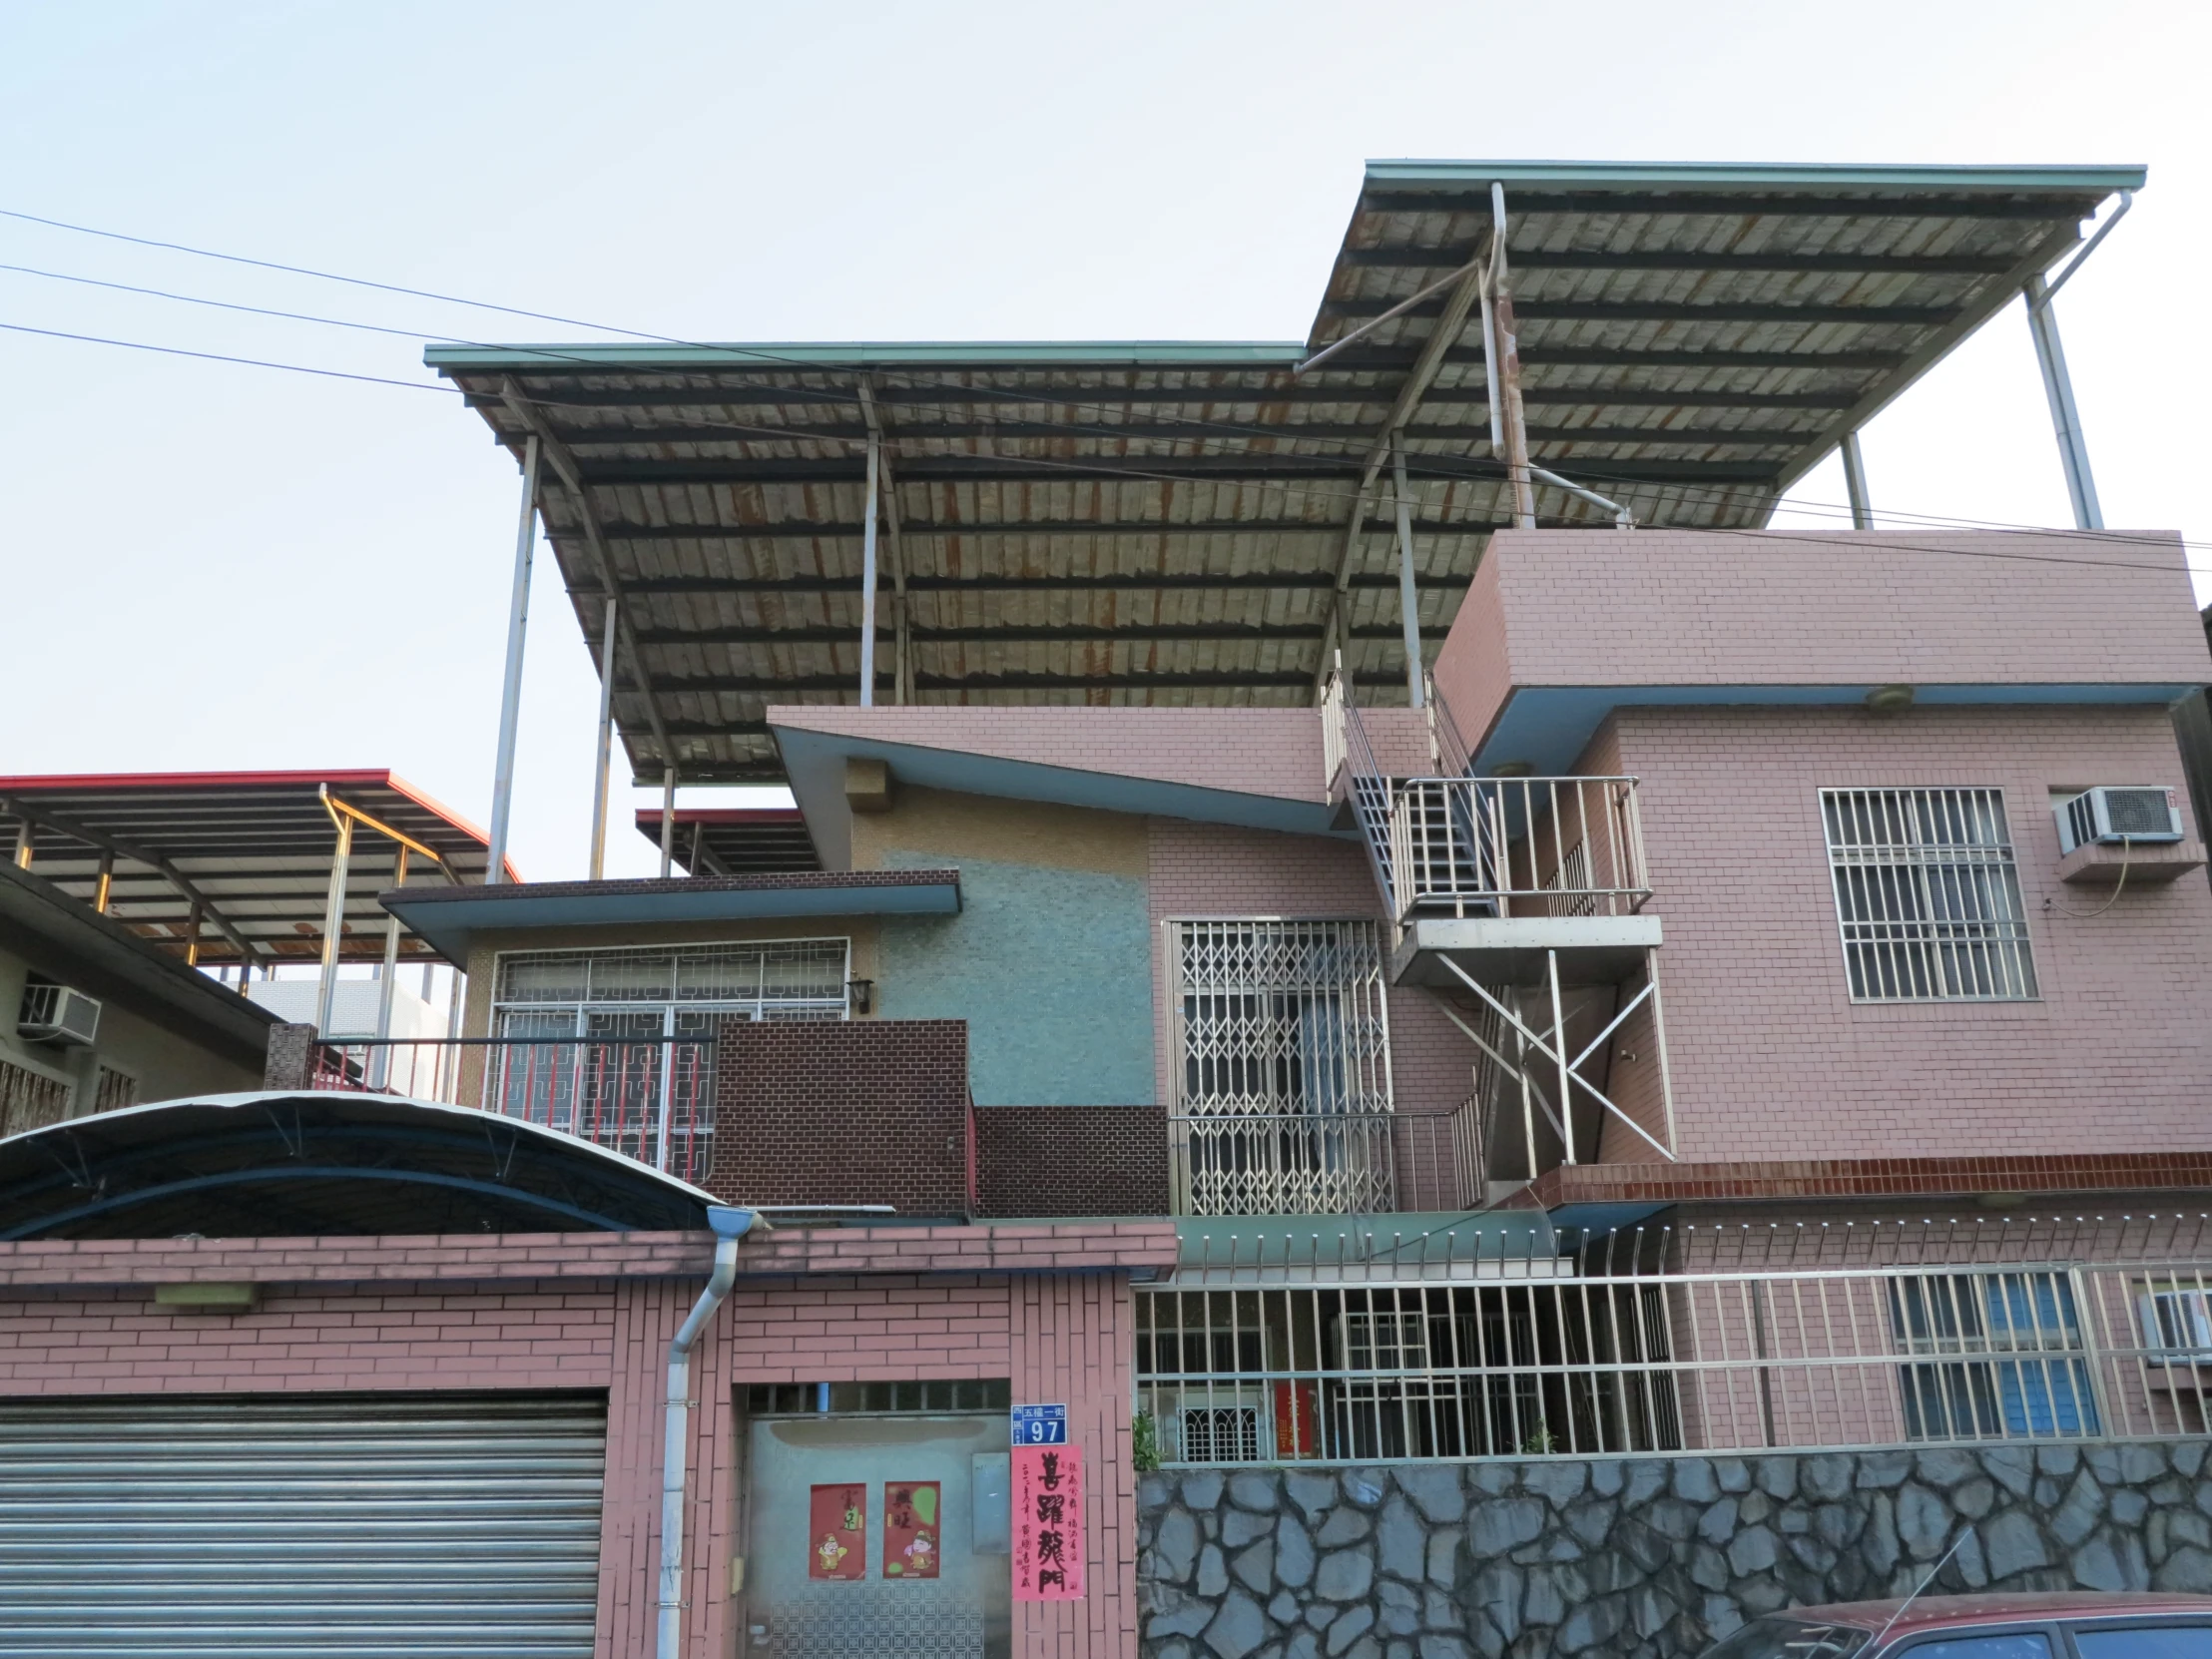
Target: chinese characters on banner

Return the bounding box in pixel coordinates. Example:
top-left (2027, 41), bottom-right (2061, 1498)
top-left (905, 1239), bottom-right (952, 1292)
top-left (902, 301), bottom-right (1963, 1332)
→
top-left (807, 1482), bottom-right (866, 1580)
top-left (882, 1480), bottom-right (941, 1578)
top-left (1011, 1443), bottom-right (1085, 1602)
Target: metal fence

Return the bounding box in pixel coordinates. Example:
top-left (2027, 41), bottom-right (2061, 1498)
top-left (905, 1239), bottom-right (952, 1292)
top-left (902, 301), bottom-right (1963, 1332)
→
top-left (1136, 1218), bottom-right (2212, 1464)
top-left (312, 1036), bottom-right (716, 1185)
top-left (1385, 775), bottom-right (1649, 924)
top-left (1167, 1103), bottom-right (1483, 1219)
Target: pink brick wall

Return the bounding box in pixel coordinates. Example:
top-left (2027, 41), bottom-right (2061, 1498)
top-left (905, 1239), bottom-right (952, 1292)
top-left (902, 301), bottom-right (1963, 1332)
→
top-left (1611, 704), bottom-right (2212, 1165)
top-left (0, 1228), bottom-right (1166, 1659)
top-left (1433, 529), bottom-right (2209, 751)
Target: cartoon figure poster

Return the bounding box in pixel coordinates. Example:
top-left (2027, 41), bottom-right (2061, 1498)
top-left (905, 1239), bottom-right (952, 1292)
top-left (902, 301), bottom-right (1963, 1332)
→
top-left (808, 1482), bottom-right (866, 1580)
top-left (882, 1480), bottom-right (941, 1578)
top-left (1011, 1443), bottom-right (1084, 1601)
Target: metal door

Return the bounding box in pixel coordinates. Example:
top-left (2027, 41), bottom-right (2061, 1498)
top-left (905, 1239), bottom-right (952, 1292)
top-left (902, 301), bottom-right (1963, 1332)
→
top-left (745, 1413), bottom-right (1010, 1659)
top-left (0, 1391), bottom-right (606, 1657)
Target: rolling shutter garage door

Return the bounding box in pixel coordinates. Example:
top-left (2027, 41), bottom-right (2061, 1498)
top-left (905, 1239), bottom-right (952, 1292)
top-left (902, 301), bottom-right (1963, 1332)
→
top-left (0, 1392), bottom-right (606, 1657)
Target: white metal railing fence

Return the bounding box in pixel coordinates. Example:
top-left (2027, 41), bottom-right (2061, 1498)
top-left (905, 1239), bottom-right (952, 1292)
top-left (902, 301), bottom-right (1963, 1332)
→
top-left (1137, 1217), bottom-right (2212, 1464)
top-left (1385, 775), bottom-right (1648, 924)
top-left (312, 1037), bottom-right (716, 1185)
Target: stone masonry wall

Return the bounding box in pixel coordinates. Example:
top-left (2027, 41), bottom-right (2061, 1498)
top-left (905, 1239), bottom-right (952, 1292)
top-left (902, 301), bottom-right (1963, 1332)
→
top-left (1138, 1441), bottom-right (2212, 1659)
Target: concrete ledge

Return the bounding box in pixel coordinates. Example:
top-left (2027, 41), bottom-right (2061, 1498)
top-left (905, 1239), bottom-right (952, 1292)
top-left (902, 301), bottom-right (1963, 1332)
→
top-left (2058, 835), bottom-right (2207, 885)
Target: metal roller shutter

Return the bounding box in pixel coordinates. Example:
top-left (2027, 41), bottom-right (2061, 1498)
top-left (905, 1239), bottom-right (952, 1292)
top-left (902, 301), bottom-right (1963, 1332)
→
top-left (0, 1391), bottom-right (606, 1658)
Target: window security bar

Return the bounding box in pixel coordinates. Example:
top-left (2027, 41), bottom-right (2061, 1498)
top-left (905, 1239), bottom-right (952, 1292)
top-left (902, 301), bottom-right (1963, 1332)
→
top-left (311, 1035), bottom-right (716, 1185)
top-left (1137, 1232), bottom-right (2212, 1464)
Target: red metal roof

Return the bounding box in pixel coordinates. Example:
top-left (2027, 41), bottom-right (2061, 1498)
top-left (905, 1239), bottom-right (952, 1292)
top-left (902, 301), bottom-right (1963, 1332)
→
top-left (0, 770), bottom-right (517, 968)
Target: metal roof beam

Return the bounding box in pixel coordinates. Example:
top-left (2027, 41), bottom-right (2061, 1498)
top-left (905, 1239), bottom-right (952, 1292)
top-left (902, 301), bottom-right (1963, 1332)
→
top-left (1344, 247), bottom-right (2020, 275)
top-left (658, 671), bottom-right (1330, 693)
top-left (547, 418), bottom-right (1818, 447)
top-left (0, 795), bottom-right (267, 971)
top-left (629, 623), bottom-right (1448, 645)
top-left (616, 570), bottom-right (1472, 594)
top-left (1358, 189), bottom-right (2111, 218)
top-left (1321, 297), bottom-right (1963, 326)
top-left (495, 385), bottom-right (679, 774)
top-left (599, 519), bottom-right (1497, 542)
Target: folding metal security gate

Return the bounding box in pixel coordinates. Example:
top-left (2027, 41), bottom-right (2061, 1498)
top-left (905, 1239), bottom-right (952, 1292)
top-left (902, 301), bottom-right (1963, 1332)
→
top-left (0, 1391), bottom-right (607, 1657)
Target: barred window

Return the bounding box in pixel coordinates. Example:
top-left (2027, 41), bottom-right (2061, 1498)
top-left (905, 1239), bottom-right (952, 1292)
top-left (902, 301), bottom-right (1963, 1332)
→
top-left (492, 938), bottom-right (850, 1033)
top-left (1168, 920), bottom-right (1394, 1215)
top-left (0, 1056), bottom-right (71, 1137)
top-left (1821, 789), bottom-right (2037, 1002)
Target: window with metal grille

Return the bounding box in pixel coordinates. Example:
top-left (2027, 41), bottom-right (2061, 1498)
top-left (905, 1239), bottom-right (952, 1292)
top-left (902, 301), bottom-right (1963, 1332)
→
top-left (1179, 1405), bottom-right (1261, 1462)
top-left (1889, 1271), bottom-right (2096, 1440)
top-left (493, 938), bottom-right (850, 1028)
top-left (1821, 789), bottom-right (2037, 1001)
top-left (1168, 920), bottom-right (1394, 1215)
top-left (0, 1056), bottom-right (71, 1137)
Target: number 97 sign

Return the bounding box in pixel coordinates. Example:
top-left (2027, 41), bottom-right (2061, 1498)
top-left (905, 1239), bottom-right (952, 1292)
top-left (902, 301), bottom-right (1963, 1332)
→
top-left (1011, 1402), bottom-right (1066, 1444)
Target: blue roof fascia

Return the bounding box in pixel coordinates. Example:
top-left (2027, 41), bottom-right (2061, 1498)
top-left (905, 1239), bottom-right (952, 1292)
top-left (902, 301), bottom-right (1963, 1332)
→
top-left (1365, 160), bottom-right (2147, 193)
top-left (1475, 682), bottom-right (2202, 776)
top-left (382, 878), bottom-right (959, 960)
top-left (424, 340), bottom-right (1307, 373)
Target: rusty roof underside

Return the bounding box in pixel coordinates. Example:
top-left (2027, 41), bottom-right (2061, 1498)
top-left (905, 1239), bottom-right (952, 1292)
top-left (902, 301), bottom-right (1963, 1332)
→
top-left (426, 160), bottom-right (2140, 782)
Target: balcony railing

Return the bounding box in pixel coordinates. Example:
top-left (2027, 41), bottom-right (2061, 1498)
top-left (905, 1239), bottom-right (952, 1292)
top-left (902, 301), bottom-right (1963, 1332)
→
top-left (1385, 774), bottom-right (1649, 924)
top-left (1169, 1099), bottom-right (1483, 1218)
top-left (312, 1037), bottom-right (716, 1185)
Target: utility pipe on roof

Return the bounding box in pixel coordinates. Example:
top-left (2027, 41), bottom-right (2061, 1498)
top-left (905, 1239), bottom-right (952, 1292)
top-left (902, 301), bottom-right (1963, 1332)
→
top-left (859, 432), bottom-right (880, 708)
top-left (1841, 432), bottom-right (1874, 530)
top-left (659, 1204), bottom-right (757, 1659)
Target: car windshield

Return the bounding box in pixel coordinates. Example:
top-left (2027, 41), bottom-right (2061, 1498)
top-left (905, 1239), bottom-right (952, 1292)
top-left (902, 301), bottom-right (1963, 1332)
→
top-left (1703, 1618), bottom-right (1874, 1659)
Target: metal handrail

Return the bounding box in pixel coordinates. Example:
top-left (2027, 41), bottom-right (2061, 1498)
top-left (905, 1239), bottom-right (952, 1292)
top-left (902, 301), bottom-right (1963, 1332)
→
top-left (1384, 774), bottom-right (1649, 923)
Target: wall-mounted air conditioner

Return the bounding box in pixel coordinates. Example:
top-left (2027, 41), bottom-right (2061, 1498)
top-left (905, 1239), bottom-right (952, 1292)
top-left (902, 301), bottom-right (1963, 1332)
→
top-left (2054, 787), bottom-right (2185, 854)
top-left (18, 978), bottom-right (101, 1046)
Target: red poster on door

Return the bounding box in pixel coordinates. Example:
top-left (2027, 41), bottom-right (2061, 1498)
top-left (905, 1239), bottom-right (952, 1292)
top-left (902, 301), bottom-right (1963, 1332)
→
top-left (808, 1482), bottom-right (866, 1580)
top-left (1011, 1443), bottom-right (1084, 1601)
top-left (883, 1479), bottom-right (941, 1578)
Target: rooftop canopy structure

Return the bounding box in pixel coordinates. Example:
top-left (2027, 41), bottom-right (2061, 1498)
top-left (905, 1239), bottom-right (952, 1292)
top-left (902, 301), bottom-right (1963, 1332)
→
top-left (427, 160), bottom-right (2139, 788)
top-left (0, 771), bottom-right (516, 975)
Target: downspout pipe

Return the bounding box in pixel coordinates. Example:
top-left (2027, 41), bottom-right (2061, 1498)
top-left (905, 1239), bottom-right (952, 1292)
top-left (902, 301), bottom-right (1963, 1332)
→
top-left (658, 1203), bottom-right (757, 1659)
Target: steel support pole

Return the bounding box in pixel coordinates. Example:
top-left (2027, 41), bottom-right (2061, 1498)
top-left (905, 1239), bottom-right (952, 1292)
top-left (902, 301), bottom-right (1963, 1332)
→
top-left (1390, 435), bottom-right (1425, 710)
top-left (1490, 183), bottom-right (1536, 530)
top-left (1548, 950), bottom-right (1573, 1164)
top-left (858, 433), bottom-right (880, 707)
top-left (183, 901), bottom-right (202, 968)
top-left (10, 822), bottom-right (29, 869)
top-left (372, 846), bottom-right (406, 1088)
top-left (93, 851), bottom-right (114, 914)
top-left (1840, 430), bottom-right (1874, 530)
top-left (587, 593), bottom-right (619, 880)
top-left (486, 434), bottom-right (542, 885)
top-left (658, 766), bottom-right (677, 878)
top-left (2024, 275), bottom-right (2104, 530)
top-left (314, 814), bottom-right (354, 1037)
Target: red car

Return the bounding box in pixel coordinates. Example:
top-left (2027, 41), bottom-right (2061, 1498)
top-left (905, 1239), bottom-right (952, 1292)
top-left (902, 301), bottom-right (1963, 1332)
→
top-left (1702, 1595), bottom-right (2212, 1659)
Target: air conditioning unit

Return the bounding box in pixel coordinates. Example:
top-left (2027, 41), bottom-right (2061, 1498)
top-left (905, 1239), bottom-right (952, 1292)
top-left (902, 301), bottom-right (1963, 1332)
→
top-left (18, 978), bottom-right (101, 1046)
top-left (2055, 787), bottom-right (2185, 854)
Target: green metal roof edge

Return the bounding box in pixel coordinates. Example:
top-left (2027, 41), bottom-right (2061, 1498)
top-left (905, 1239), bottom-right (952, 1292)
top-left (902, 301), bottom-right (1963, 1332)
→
top-left (1364, 159), bottom-right (2147, 193)
top-left (424, 340), bottom-right (1308, 372)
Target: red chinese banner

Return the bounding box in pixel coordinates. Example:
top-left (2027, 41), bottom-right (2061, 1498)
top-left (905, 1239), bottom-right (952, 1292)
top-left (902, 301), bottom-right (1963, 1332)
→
top-left (883, 1479), bottom-right (941, 1579)
top-left (1011, 1443), bottom-right (1084, 1601)
top-left (808, 1482), bottom-right (866, 1580)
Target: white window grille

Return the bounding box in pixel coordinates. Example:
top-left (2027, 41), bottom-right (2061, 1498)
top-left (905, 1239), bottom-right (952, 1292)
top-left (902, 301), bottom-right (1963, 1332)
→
top-left (1821, 789), bottom-right (2037, 1001)
top-left (1179, 1405), bottom-right (1262, 1462)
top-left (2139, 1288), bottom-right (2212, 1365)
top-left (1168, 920), bottom-right (1394, 1216)
top-left (492, 938), bottom-right (851, 1032)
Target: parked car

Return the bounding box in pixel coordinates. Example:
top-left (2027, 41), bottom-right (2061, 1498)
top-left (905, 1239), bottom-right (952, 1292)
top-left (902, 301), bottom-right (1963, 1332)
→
top-left (1702, 1595), bottom-right (2212, 1659)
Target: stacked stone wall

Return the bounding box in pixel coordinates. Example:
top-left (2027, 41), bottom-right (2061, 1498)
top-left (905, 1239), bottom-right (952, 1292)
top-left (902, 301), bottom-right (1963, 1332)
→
top-left (1139, 1441), bottom-right (2212, 1659)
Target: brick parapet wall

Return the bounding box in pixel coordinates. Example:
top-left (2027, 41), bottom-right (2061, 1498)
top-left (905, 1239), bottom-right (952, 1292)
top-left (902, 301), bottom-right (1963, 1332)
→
top-left (1529, 1152), bottom-right (2212, 1210)
top-left (973, 1105), bottom-right (1171, 1216)
top-left (707, 1016), bottom-right (970, 1213)
top-left (262, 1022), bottom-right (316, 1090)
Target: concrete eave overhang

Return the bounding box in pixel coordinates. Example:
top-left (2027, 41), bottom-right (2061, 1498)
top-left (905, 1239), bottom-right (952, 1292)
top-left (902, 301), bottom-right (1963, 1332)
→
top-left (378, 869), bottom-right (960, 960)
top-left (772, 720), bottom-right (1342, 870)
top-left (1473, 682), bottom-right (2204, 777)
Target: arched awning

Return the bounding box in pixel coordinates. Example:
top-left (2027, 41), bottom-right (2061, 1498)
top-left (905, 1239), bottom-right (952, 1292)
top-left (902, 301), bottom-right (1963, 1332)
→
top-left (0, 1092), bottom-right (720, 1240)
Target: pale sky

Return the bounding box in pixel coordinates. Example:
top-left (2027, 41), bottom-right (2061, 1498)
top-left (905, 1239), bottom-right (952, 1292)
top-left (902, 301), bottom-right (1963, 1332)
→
top-left (3, 0), bottom-right (2205, 885)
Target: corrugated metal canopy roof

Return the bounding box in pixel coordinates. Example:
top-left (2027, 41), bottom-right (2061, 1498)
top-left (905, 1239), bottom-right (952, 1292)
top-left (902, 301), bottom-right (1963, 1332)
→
top-left (0, 771), bottom-right (515, 968)
top-left (425, 160), bottom-right (2139, 782)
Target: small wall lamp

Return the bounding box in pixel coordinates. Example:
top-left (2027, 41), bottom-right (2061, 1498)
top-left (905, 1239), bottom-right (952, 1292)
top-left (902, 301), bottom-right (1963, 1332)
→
top-left (845, 978), bottom-right (874, 1015)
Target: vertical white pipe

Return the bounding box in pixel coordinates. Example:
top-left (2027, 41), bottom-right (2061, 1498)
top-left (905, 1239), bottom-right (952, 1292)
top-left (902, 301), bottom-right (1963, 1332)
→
top-left (659, 766), bottom-right (677, 878)
top-left (859, 433), bottom-right (880, 707)
top-left (1390, 436), bottom-right (1424, 710)
top-left (486, 434), bottom-right (542, 885)
top-left (659, 1208), bottom-right (755, 1659)
top-left (588, 594), bottom-right (619, 880)
top-left (2024, 275), bottom-right (2104, 531)
top-left (1841, 431), bottom-right (1874, 530)
top-left (313, 815), bottom-right (354, 1038)
top-left (371, 847), bottom-right (406, 1087)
